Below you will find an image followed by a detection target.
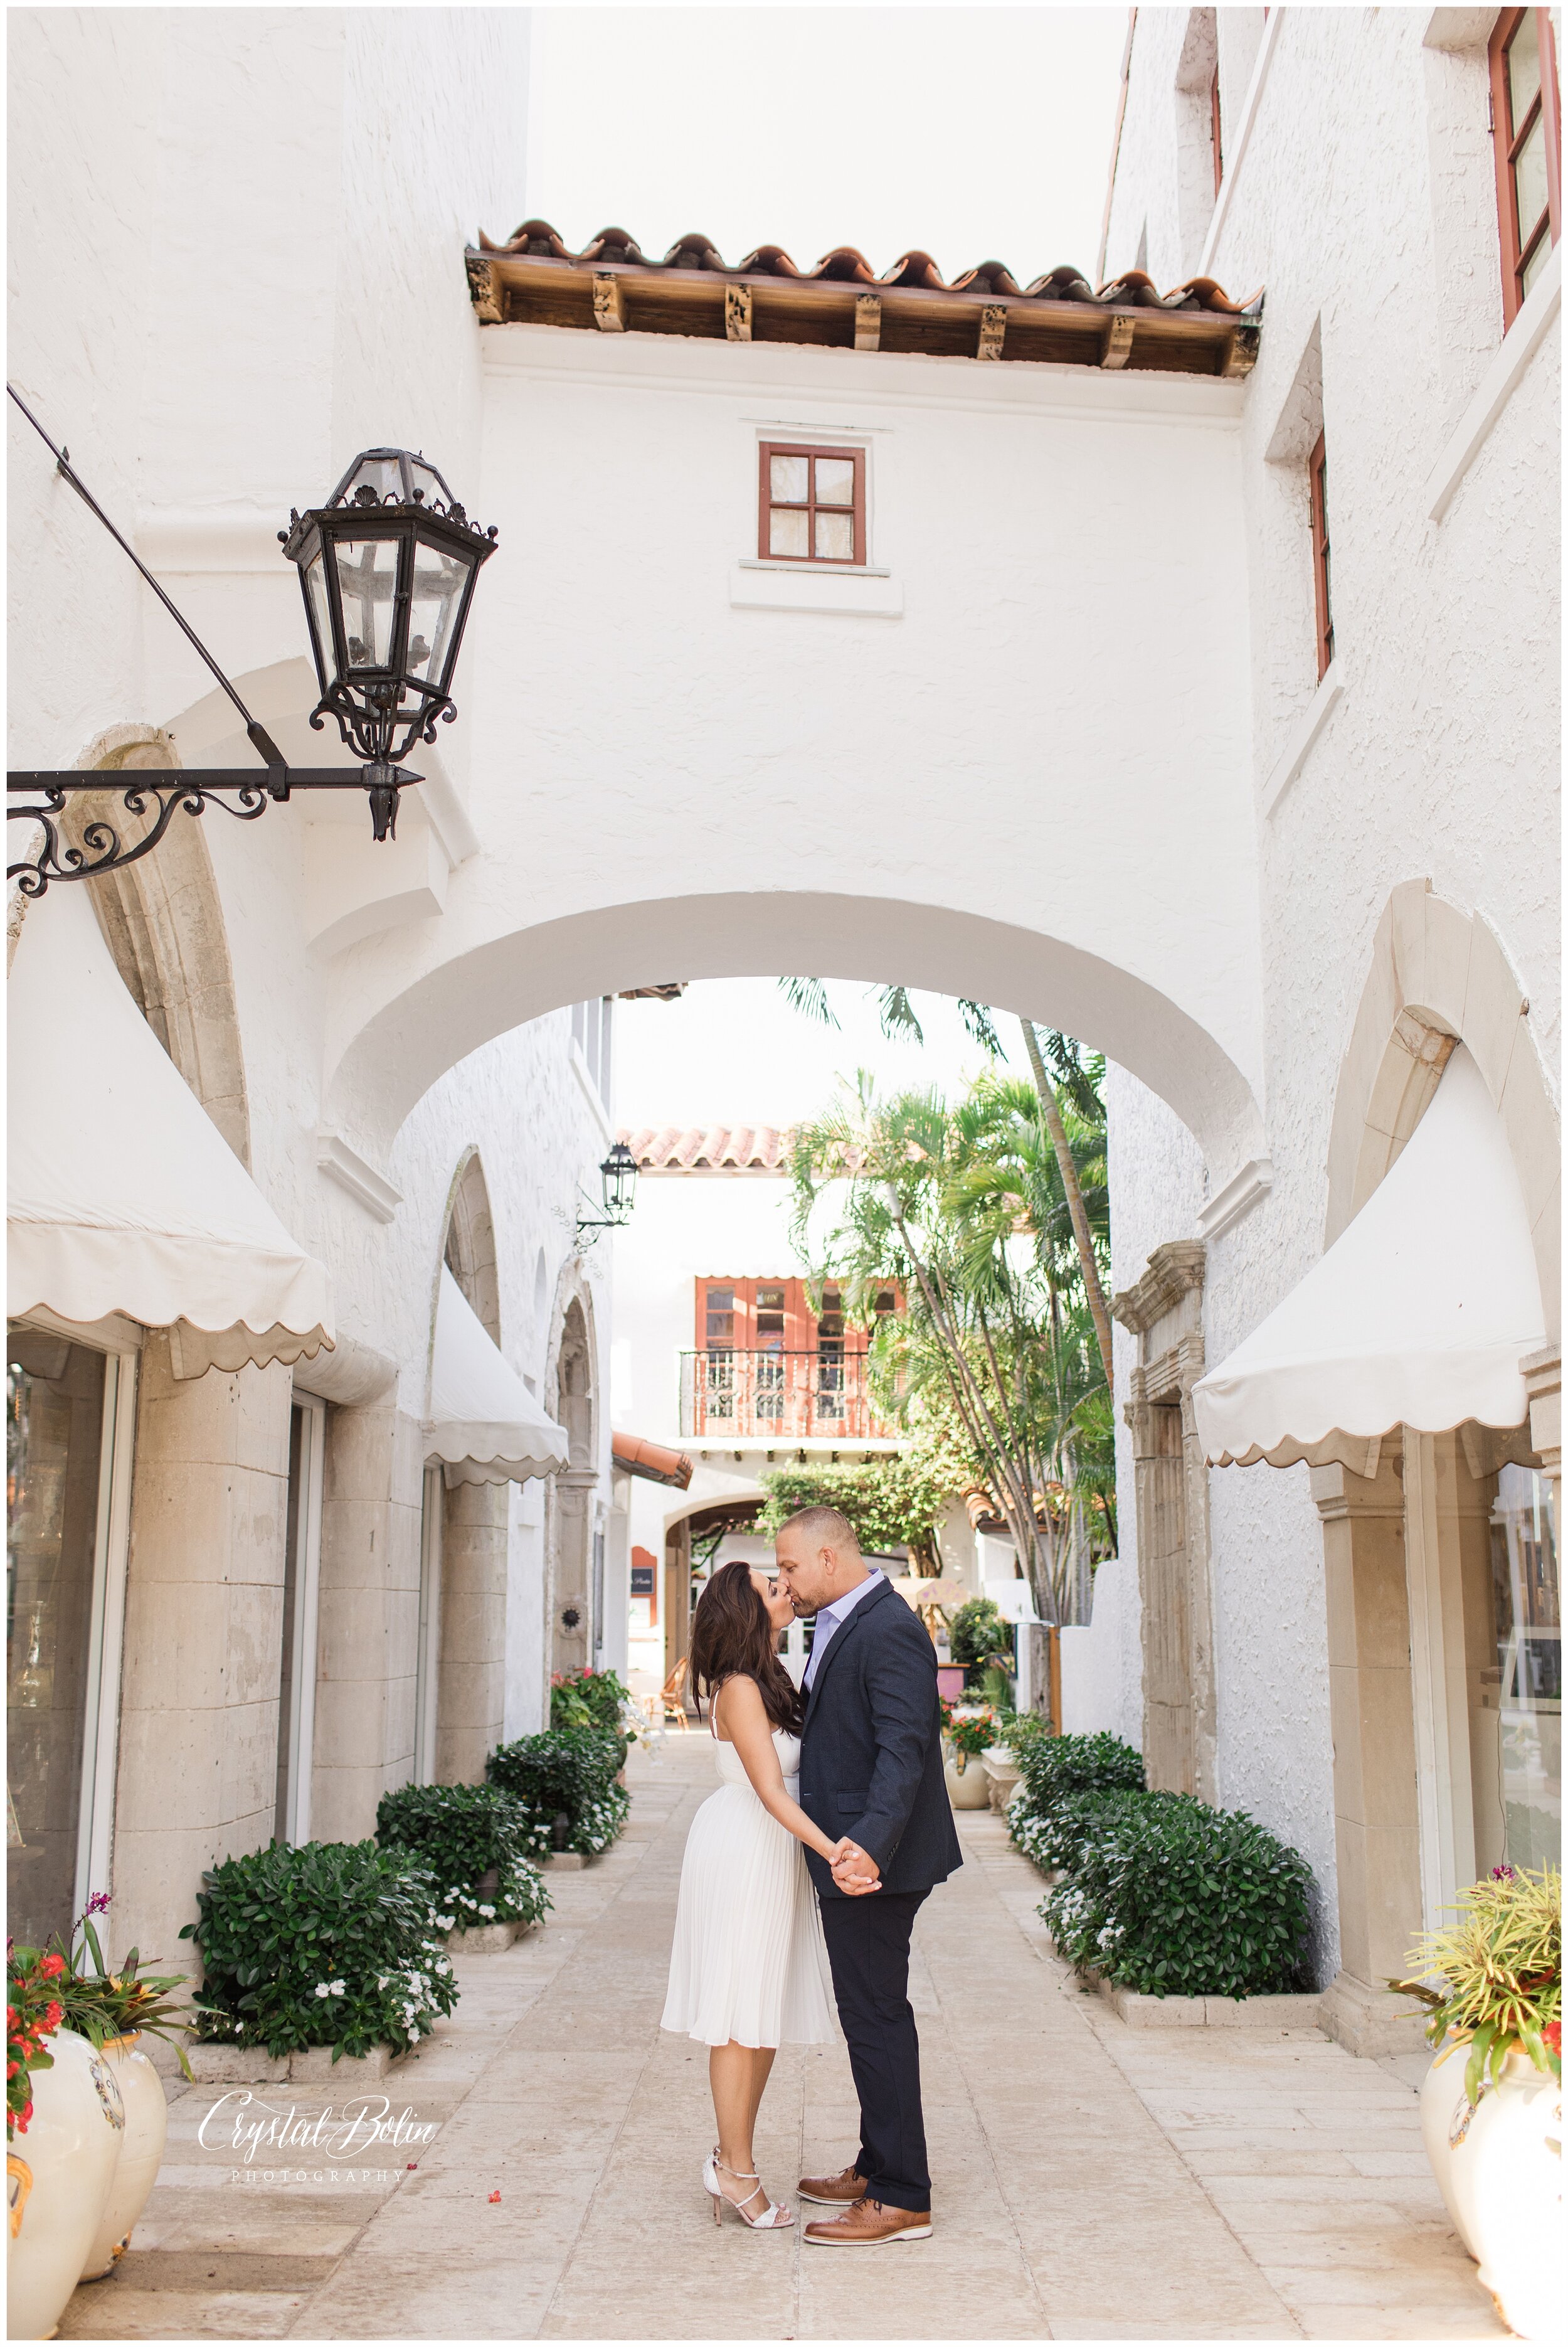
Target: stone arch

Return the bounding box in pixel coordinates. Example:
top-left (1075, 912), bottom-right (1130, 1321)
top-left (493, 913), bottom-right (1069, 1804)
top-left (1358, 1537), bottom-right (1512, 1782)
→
top-left (1325, 878), bottom-right (1559, 1338)
top-left (440, 1146), bottom-right (501, 1344)
top-left (71, 723), bottom-right (253, 1166)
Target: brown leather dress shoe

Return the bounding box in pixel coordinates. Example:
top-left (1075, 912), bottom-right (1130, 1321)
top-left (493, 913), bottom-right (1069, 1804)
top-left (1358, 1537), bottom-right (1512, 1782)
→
top-left (797, 2164), bottom-right (867, 2205)
top-left (803, 2195), bottom-right (933, 2245)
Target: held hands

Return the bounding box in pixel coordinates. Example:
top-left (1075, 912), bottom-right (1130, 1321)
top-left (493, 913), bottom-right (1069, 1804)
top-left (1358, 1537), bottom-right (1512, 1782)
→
top-left (827, 1836), bottom-right (881, 1896)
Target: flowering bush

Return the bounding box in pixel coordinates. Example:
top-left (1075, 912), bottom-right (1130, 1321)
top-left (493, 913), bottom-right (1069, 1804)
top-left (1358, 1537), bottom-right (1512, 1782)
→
top-left (485, 1725), bottom-right (630, 1855)
top-left (1010, 1786), bottom-right (1146, 1876)
top-left (7, 1947), bottom-right (65, 2139)
top-left (376, 1783), bottom-right (552, 1927)
top-left (1014, 1729), bottom-right (1145, 1816)
top-left (940, 1703), bottom-right (1001, 1770)
top-left (1039, 1792), bottom-right (1312, 1999)
top-left (1393, 1863), bottom-right (1561, 2098)
top-left (180, 1840), bottom-right (460, 2060)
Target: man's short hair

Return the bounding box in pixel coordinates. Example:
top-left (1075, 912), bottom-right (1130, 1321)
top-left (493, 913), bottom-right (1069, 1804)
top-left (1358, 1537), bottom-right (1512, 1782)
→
top-left (780, 1503), bottom-right (861, 1555)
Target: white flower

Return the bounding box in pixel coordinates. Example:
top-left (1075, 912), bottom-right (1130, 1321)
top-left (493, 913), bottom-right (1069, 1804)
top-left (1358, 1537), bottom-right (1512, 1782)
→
top-left (329, 1979), bottom-right (346, 1996)
top-left (435, 1959), bottom-right (452, 1976)
top-left (314, 1982), bottom-right (331, 1999)
top-left (377, 1976), bottom-right (389, 1991)
top-left (477, 1904), bottom-right (495, 1918)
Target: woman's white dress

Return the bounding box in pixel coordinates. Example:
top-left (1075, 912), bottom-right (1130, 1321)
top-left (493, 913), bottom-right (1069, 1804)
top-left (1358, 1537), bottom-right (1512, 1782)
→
top-left (661, 1728), bottom-right (837, 2048)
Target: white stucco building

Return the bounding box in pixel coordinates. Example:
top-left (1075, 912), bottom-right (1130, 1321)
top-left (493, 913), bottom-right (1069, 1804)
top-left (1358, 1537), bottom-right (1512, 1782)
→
top-left (7, 4), bottom-right (1559, 2067)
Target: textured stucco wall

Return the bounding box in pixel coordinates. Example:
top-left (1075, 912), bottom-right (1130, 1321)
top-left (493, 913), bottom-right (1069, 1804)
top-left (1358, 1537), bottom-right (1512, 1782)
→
top-left (1103, 6), bottom-right (1561, 1983)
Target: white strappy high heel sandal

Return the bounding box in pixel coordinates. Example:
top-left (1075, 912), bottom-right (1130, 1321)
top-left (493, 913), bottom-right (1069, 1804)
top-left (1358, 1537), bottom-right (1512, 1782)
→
top-left (702, 2147), bottom-right (794, 2229)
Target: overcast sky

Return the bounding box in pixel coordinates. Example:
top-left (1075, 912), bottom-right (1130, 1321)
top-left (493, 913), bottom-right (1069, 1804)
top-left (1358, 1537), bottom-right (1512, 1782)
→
top-left (524, 6), bottom-right (1128, 283)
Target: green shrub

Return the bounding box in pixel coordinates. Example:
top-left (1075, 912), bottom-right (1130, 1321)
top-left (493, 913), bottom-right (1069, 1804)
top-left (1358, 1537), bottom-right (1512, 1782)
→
top-left (1010, 1785), bottom-right (1146, 1876)
top-left (550, 1666), bottom-right (635, 1744)
top-left (949, 1595), bottom-right (1010, 1672)
top-left (998, 1709), bottom-right (1052, 1755)
top-left (179, 1840), bottom-right (458, 2060)
top-left (1015, 1729), bottom-right (1145, 1815)
top-left (485, 1724), bottom-right (629, 1855)
top-left (375, 1783), bottom-right (552, 1929)
top-left (1041, 1794), bottom-right (1312, 1999)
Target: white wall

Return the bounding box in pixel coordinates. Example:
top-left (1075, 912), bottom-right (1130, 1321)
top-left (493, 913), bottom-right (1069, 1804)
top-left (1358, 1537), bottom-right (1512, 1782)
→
top-left (1103, 6), bottom-right (1561, 1981)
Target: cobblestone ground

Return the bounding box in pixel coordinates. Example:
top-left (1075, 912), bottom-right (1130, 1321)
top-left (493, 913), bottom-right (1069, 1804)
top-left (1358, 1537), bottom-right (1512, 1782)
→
top-left (61, 1737), bottom-right (1502, 2343)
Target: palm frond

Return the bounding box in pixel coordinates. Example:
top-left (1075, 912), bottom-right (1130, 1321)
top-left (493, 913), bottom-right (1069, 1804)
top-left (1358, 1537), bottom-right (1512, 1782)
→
top-left (777, 975), bottom-right (839, 1026)
top-left (877, 985), bottom-right (924, 1044)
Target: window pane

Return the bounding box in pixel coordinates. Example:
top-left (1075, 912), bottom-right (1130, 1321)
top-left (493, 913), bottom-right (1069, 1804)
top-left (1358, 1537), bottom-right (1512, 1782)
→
top-left (1522, 220), bottom-right (1553, 298)
top-left (814, 457), bottom-right (856, 507)
top-left (1507, 13), bottom-right (1544, 130)
top-left (7, 1337), bottom-right (105, 1947)
top-left (770, 507), bottom-right (809, 558)
top-left (1513, 112), bottom-right (1550, 255)
top-left (1487, 1465), bottom-right (1560, 1871)
top-left (770, 455), bottom-right (808, 503)
top-left (332, 537), bottom-right (399, 668)
top-left (756, 1287), bottom-right (785, 1309)
top-left (815, 509), bottom-right (854, 560)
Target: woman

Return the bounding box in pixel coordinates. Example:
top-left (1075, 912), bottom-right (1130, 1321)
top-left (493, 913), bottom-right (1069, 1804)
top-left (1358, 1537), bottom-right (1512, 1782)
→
top-left (661, 1558), bottom-right (846, 2230)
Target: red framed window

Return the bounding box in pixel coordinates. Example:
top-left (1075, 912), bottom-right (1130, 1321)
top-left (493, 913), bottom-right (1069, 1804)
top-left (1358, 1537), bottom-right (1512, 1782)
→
top-left (758, 443), bottom-right (866, 567)
top-left (1490, 9), bottom-right (1562, 326)
top-left (1209, 67), bottom-right (1224, 196)
top-left (1308, 429), bottom-right (1334, 681)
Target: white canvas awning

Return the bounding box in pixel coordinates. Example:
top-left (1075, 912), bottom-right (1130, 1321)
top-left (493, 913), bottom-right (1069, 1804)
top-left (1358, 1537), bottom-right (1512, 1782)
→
top-left (1194, 1046), bottom-right (1548, 1469)
top-left (424, 1266), bottom-right (568, 1485)
top-left (8, 883), bottom-right (333, 1373)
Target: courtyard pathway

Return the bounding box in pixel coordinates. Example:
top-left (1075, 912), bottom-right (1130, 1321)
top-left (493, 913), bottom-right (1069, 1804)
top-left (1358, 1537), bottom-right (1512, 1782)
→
top-left (62, 1738), bottom-right (1501, 2343)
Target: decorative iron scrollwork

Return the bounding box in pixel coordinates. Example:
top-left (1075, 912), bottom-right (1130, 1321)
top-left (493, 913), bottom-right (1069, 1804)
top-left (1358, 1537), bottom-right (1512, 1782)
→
top-left (7, 775), bottom-right (273, 898)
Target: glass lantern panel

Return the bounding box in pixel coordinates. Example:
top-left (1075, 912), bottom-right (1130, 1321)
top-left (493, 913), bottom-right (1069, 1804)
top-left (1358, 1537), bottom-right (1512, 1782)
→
top-left (341, 453), bottom-right (405, 509)
top-left (769, 508), bottom-right (809, 558)
top-left (814, 457), bottom-right (856, 507)
top-left (815, 509), bottom-right (854, 560)
top-left (332, 537), bottom-right (400, 670)
top-left (303, 552), bottom-right (334, 686)
top-left (405, 457), bottom-right (450, 511)
top-left (406, 543), bottom-right (471, 689)
top-left (770, 455), bottom-right (808, 503)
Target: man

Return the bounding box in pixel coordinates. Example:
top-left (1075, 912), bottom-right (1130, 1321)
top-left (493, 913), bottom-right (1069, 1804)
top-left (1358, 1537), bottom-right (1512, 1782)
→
top-left (775, 1504), bottom-right (961, 2246)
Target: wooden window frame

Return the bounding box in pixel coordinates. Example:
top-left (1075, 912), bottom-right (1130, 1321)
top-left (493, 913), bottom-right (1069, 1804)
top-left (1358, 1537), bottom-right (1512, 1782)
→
top-left (1209, 66), bottom-right (1224, 197)
top-left (1490, 8), bottom-right (1562, 327)
top-left (1308, 428), bottom-right (1334, 682)
top-left (758, 442), bottom-right (866, 568)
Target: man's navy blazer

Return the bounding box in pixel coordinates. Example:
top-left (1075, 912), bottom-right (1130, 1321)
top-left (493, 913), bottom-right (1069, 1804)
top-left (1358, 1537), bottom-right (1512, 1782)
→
top-left (797, 1574), bottom-right (962, 1901)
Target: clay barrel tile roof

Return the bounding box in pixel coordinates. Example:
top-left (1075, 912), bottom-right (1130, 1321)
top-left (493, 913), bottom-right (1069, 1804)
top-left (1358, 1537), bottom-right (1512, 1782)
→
top-left (619, 1124), bottom-right (793, 1173)
top-left (466, 221), bottom-right (1263, 376)
top-left (612, 1431), bottom-right (694, 1489)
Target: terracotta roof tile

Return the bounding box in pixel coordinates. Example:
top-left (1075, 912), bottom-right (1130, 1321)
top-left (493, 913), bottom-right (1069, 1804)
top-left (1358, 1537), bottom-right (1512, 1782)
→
top-left (466, 222), bottom-right (1262, 376)
top-left (620, 1124), bottom-right (793, 1174)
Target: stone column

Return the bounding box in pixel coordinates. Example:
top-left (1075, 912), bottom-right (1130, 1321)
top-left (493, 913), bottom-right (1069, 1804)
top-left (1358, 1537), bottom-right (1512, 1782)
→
top-left (436, 1479), bottom-right (508, 1782)
top-left (311, 1402), bottom-right (423, 1841)
top-left (1312, 1454), bottom-right (1427, 2057)
top-left (1111, 1241), bottom-right (1216, 1800)
top-left (551, 1466), bottom-right (596, 1676)
top-left (110, 1336), bottom-right (292, 1979)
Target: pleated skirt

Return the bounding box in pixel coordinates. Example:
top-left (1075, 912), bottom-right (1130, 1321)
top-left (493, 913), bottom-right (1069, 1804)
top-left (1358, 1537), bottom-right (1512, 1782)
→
top-left (660, 1780), bottom-right (839, 2048)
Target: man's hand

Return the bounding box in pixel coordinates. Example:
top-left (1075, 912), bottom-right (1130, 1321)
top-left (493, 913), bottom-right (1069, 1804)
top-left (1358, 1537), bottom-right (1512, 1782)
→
top-left (830, 1839), bottom-right (881, 1896)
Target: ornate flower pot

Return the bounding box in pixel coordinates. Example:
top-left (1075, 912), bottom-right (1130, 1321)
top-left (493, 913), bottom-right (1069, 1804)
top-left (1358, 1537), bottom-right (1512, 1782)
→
top-left (6, 2028), bottom-right (124, 2340)
top-left (1417, 2033), bottom-right (1476, 2254)
top-left (943, 1741), bottom-right (990, 1809)
top-left (80, 2034), bottom-right (168, 2280)
top-left (981, 1744), bottom-right (1021, 1812)
top-left (1463, 2048), bottom-right (1562, 2340)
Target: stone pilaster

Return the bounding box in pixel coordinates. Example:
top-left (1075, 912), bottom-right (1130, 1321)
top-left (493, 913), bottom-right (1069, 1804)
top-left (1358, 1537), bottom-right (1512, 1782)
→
top-left (312, 1402), bottom-right (423, 1841)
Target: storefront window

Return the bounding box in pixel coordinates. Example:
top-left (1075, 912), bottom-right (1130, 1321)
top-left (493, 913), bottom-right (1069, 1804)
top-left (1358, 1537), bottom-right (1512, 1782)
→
top-left (6, 1333), bottom-right (107, 1945)
top-left (1488, 1464), bottom-right (1560, 1868)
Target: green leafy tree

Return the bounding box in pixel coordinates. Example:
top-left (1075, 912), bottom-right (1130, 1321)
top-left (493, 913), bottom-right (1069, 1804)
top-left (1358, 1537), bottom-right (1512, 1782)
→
top-left (756, 1410), bottom-right (972, 1573)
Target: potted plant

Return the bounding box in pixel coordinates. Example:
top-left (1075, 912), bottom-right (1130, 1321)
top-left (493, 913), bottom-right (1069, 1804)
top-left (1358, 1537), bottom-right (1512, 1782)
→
top-left (940, 1701), bottom-right (999, 1810)
top-left (6, 1945), bottom-right (123, 2341)
top-left (1392, 1863), bottom-right (1560, 2339)
top-left (48, 1897), bottom-right (191, 2280)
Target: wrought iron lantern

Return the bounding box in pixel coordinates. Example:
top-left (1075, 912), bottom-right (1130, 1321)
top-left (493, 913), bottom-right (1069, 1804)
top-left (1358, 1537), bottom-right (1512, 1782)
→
top-left (6, 387), bottom-right (497, 895)
top-left (281, 449), bottom-right (497, 837)
top-left (576, 1141), bottom-right (640, 1243)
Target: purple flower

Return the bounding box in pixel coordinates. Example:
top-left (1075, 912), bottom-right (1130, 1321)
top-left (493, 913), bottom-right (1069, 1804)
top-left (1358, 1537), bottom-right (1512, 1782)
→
top-left (1490, 1864), bottom-right (1517, 1881)
top-left (84, 1892), bottom-right (112, 1917)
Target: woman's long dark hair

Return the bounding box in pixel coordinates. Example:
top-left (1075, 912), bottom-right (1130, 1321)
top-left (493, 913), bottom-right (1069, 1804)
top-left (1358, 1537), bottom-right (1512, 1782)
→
top-left (687, 1559), bottom-right (803, 1733)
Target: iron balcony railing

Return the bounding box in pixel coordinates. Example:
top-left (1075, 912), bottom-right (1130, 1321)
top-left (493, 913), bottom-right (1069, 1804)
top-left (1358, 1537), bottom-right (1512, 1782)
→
top-left (678, 1349), bottom-right (893, 1440)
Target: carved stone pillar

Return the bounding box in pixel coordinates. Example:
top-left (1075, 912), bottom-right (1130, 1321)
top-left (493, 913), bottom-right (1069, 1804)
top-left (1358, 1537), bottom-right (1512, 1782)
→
top-left (551, 1466), bottom-right (596, 1676)
top-left (1311, 1454), bottom-right (1428, 2058)
top-left (1111, 1242), bottom-right (1216, 1801)
top-left (436, 1479), bottom-right (508, 1784)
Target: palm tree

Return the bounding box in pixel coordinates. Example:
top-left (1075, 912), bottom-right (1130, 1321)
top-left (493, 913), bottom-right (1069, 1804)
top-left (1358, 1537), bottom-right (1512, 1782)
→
top-left (776, 979), bottom-right (1116, 1383)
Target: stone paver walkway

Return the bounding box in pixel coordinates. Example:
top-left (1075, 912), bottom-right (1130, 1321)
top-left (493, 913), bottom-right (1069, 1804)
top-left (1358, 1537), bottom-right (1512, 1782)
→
top-left (62, 1737), bottom-right (1501, 2341)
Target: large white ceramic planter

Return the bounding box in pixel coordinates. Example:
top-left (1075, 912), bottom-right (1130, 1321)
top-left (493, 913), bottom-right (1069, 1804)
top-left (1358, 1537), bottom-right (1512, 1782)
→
top-left (6, 2028), bottom-right (124, 2340)
top-left (1418, 2033), bottom-right (1476, 2254)
top-left (1464, 2048), bottom-right (1562, 2341)
top-left (80, 2034), bottom-right (167, 2280)
top-left (943, 1742), bottom-right (990, 1809)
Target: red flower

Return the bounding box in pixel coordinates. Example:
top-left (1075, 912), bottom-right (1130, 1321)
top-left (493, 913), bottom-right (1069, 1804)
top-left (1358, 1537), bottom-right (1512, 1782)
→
top-left (37, 1954), bottom-right (65, 1979)
top-left (1542, 2020), bottom-right (1561, 2057)
top-left (487, 2189), bottom-right (501, 2203)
